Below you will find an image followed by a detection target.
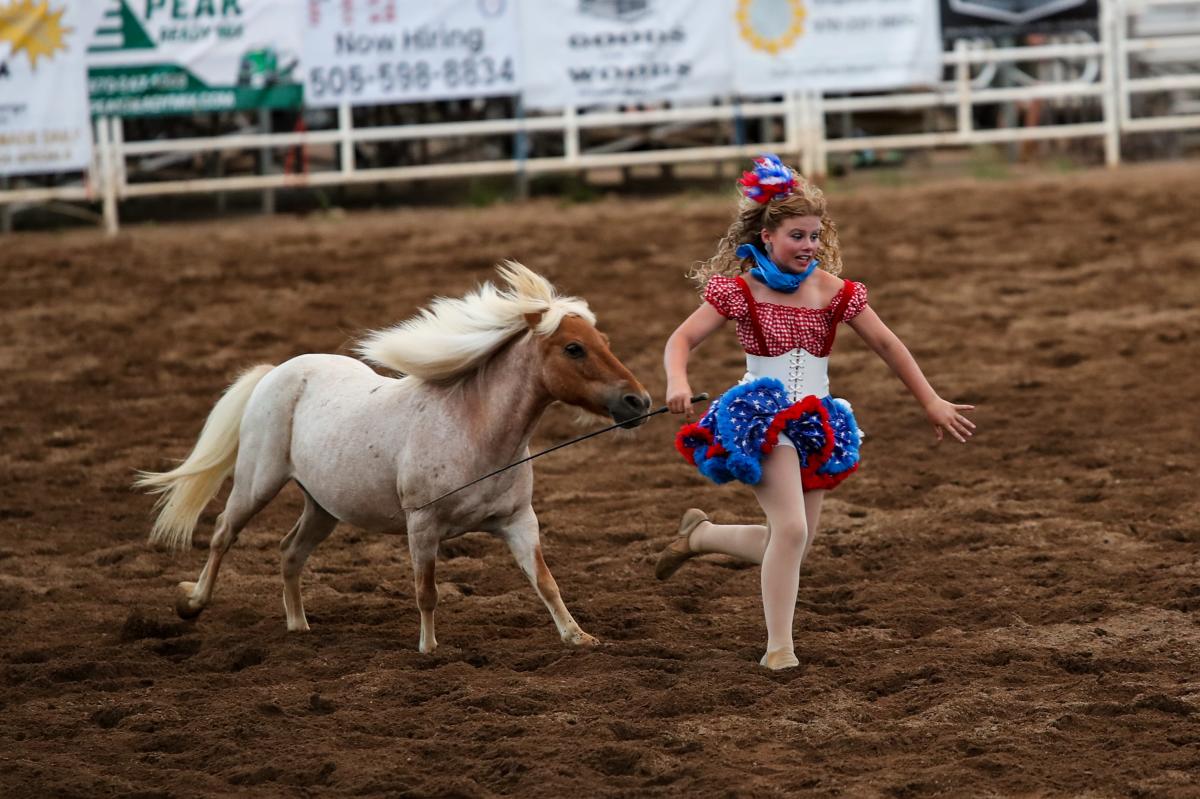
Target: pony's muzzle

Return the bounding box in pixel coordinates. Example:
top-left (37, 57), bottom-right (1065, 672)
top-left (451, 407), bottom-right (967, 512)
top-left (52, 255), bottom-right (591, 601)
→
top-left (609, 390), bottom-right (652, 429)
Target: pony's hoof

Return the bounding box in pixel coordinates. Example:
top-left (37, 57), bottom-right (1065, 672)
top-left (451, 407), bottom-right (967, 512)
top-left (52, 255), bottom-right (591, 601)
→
top-left (418, 639), bottom-right (438, 655)
top-left (174, 583), bottom-right (204, 620)
top-left (286, 619), bottom-right (310, 632)
top-left (759, 650), bottom-right (800, 671)
top-left (567, 631), bottom-right (599, 648)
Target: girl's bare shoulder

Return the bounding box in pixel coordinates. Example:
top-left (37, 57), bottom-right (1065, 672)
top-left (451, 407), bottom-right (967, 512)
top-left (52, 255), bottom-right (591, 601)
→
top-left (814, 268), bottom-right (850, 305)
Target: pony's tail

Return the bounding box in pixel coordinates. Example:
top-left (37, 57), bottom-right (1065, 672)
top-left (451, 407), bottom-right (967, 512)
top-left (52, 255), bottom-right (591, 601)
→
top-left (135, 365), bottom-right (274, 552)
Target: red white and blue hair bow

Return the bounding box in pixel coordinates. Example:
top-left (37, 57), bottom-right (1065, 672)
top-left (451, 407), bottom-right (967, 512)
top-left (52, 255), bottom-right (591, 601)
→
top-left (738, 154), bottom-right (799, 204)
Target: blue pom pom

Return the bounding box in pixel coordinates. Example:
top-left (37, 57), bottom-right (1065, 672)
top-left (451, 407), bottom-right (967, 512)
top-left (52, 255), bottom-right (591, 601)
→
top-left (697, 454), bottom-right (733, 484)
top-left (818, 396), bottom-right (862, 476)
top-left (726, 453), bottom-right (763, 485)
top-left (753, 154), bottom-right (793, 184)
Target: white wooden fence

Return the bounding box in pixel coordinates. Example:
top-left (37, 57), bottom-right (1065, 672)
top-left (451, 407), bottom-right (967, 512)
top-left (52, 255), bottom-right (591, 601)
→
top-left (3, 0), bottom-right (1198, 235)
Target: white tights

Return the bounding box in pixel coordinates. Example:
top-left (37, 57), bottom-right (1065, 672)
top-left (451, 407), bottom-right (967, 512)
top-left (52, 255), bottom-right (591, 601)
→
top-left (687, 448), bottom-right (825, 658)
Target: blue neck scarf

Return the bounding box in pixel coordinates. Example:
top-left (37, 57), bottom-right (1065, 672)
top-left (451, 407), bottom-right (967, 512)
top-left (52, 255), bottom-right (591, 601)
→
top-left (736, 243), bottom-right (818, 293)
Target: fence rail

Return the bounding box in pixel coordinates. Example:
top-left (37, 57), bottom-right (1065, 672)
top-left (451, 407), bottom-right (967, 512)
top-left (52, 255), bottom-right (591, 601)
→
top-left (3, 0), bottom-right (1199, 235)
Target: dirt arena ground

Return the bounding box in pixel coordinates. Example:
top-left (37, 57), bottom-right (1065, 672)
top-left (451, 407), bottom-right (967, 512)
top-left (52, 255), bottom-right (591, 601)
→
top-left (2, 163), bottom-right (1199, 797)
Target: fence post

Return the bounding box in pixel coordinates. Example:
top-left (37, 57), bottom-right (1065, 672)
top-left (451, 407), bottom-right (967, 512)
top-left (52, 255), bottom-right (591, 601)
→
top-left (514, 96), bottom-right (529, 200)
top-left (955, 39), bottom-right (973, 141)
top-left (804, 91), bottom-right (818, 178)
top-left (96, 116), bottom-right (119, 236)
top-left (338, 101), bottom-right (355, 175)
top-left (1115, 0), bottom-right (1131, 131)
top-left (1, 176), bottom-right (11, 234)
top-left (731, 96), bottom-right (746, 150)
top-left (563, 104), bottom-right (580, 165)
top-left (112, 116), bottom-right (126, 196)
top-left (259, 108), bottom-right (276, 214)
top-left (812, 90), bottom-right (828, 180)
top-left (1104, 0), bottom-right (1125, 166)
top-left (785, 90), bottom-right (801, 168)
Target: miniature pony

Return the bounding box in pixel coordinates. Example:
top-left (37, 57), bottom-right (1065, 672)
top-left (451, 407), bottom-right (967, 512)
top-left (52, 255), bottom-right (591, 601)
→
top-left (137, 262), bottom-right (651, 653)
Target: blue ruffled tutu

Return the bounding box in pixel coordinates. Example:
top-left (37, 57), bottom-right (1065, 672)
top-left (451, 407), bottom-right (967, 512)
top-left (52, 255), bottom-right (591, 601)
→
top-left (675, 377), bottom-right (862, 491)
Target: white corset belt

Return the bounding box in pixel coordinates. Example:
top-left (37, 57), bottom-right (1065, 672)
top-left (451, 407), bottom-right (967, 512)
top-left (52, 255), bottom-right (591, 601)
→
top-left (741, 350), bottom-right (830, 403)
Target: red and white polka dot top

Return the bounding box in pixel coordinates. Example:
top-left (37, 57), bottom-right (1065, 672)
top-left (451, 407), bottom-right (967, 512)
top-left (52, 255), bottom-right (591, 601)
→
top-left (704, 274), bottom-right (868, 357)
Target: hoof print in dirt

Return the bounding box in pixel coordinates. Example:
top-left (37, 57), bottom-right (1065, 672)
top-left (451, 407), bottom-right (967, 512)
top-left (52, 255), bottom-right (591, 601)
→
top-left (308, 693), bottom-right (337, 715)
top-left (150, 637), bottom-right (202, 660)
top-left (224, 646), bottom-right (266, 672)
top-left (1134, 694), bottom-right (1194, 716)
top-left (90, 706), bottom-right (140, 729)
top-left (228, 766), bottom-right (283, 786)
top-left (120, 611), bottom-right (189, 642)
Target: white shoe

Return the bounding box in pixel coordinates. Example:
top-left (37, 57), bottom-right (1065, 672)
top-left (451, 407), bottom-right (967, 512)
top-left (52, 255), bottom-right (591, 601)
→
top-left (759, 649), bottom-right (800, 670)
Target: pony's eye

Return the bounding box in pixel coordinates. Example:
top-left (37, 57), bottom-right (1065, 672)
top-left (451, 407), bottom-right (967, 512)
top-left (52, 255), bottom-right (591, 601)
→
top-left (564, 342), bottom-right (586, 359)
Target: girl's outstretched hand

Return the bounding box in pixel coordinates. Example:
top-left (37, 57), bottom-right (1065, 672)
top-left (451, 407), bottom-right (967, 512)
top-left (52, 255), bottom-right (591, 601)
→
top-left (925, 397), bottom-right (976, 444)
top-left (666, 382), bottom-right (695, 421)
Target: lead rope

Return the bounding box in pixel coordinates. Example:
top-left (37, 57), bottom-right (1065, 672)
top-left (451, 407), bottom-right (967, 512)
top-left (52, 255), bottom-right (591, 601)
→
top-left (408, 393), bottom-right (710, 511)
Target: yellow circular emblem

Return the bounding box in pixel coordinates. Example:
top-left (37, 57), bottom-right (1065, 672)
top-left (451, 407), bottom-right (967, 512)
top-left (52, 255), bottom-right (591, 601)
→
top-left (0, 0), bottom-right (71, 70)
top-left (737, 0), bottom-right (806, 55)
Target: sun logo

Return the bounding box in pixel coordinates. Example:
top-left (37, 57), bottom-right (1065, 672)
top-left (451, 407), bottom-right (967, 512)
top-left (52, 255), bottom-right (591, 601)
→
top-left (737, 0), bottom-right (806, 55)
top-left (0, 0), bottom-right (71, 71)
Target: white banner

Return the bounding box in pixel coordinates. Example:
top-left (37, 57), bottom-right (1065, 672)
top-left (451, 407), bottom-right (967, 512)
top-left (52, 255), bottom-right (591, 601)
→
top-left (732, 0), bottom-right (942, 95)
top-left (303, 0), bottom-right (520, 109)
top-left (519, 0), bottom-right (731, 110)
top-left (87, 0), bottom-right (304, 117)
top-left (0, 1), bottom-right (104, 175)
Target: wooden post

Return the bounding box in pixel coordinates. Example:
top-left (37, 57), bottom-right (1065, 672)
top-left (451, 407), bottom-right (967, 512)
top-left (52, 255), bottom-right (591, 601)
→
top-left (96, 116), bottom-right (119, 236)
top-left (1101, 0), bottom-right (1122, 167)
top-left (955, 39), bottom-right (973, 142)
top-left (259, 109), bottom-right (275, 215)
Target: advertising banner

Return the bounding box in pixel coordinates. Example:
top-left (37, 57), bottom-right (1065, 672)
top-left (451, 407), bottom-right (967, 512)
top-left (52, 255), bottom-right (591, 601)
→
top-left (732, 0), bottom-right (942, 95)
top-left (303, 0), bottom-right (520, 109)
top-left (941, 0), bottom-right (1099, 40)
top-left (519, 0), bottom-right (731, 110)
top-left (87, 0), bottom-right (304, 117)
top-left (0, 0), bottom-right (105, 175)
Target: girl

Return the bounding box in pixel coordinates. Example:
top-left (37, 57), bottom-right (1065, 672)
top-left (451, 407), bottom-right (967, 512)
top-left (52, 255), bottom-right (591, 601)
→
top-left (659, 155), bottom-right (975, 670)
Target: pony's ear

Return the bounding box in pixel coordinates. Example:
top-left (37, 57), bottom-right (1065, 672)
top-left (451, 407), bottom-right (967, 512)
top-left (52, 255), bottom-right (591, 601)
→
top-left (523, 311), bottom-right (544, 329)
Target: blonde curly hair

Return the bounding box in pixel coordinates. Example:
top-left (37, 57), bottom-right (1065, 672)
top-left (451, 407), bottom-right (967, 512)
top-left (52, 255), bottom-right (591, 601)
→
top-left (689, 171), bottom-right (843, 288)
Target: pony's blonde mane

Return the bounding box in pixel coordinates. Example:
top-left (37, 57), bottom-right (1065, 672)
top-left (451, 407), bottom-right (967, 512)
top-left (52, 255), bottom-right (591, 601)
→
top-left (356, 261), bottom-right (595, 383)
